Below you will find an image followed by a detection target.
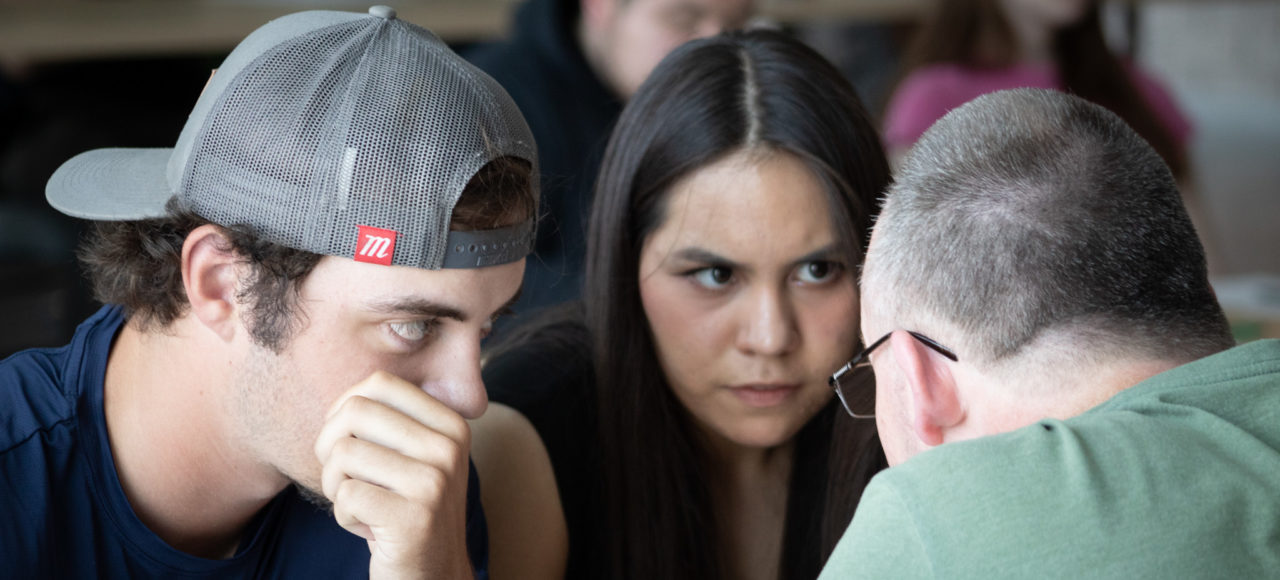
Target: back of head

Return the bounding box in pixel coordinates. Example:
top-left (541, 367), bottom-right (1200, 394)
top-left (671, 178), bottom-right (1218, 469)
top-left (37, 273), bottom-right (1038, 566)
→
top-left (867, 88), bottom-right (1231, 368)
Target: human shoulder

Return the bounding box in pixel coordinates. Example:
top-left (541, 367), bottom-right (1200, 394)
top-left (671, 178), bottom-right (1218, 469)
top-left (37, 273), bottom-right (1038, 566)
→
top-left (823, 430), bottom-right (1105, 579)
top-left (819, 474), bottom-right (934, 579)
top-left (469, 402), bottom-right (568, 580)
top-left (832, 392), bottom-right (1280, 579)
top-left (0, 307), bottom-right (122, 454)
top-left (0, 305), bottom-right (127, 459)
top-left (0, 346), bottom-right (74, 451)
top-left (0, 346), bottom-right (76, 574)
top-left (0, 308), bottom-right (133, 575)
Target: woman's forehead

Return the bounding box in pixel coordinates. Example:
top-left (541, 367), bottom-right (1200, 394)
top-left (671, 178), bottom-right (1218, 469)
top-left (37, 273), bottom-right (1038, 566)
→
top-left (643, 152), bottom-right (840, 264)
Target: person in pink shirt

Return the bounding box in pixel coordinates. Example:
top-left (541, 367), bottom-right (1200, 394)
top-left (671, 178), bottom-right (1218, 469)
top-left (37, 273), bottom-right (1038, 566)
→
top-left (882, 0), bottom-right (1223, 272)
top-left (884, 0), bottom-right (1190, 178)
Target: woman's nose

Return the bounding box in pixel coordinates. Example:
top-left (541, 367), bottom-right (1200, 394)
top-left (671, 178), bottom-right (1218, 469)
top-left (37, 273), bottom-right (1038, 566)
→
top-left (735, 285), bottom-right (799, 357)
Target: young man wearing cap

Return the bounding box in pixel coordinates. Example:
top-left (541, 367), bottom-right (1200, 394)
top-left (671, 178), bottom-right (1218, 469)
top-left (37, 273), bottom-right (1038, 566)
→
top-left (0, 7), bottom-right (553, 578)
top-left (819, 89), bottom-right (1280, 578)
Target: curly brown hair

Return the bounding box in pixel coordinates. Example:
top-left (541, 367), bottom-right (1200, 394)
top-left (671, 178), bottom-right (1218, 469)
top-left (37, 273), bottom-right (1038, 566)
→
top-left (80, 156), bottom-right (535, 352)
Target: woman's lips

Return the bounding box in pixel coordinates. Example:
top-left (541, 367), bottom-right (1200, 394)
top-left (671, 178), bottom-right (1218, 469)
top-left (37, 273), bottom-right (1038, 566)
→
top-left (728, 383), bottom-right (800, 407)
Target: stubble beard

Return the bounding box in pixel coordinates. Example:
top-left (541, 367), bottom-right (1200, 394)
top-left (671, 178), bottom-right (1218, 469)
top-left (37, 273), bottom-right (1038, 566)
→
top-left (293, 481), bottom-right (334, 512)
top-left (232, 338), bottom-right (332, 511)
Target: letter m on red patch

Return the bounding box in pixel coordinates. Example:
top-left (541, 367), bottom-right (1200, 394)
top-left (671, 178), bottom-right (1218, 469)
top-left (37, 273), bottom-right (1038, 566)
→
top-left (354, 225), bottom-right (397, 266)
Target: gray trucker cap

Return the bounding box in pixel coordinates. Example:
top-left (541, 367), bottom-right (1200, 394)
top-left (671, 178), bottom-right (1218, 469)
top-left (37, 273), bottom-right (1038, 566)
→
top-left (46, 6), bottom-right (538, 270)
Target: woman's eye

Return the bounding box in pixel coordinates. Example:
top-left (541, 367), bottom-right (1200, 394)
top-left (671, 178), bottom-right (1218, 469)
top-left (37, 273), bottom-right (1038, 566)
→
top-left (691, 266), bottom-right (733, 289)
top-left (389, 320), bottom-right (433, 342)
top-left (796, 261), bottom-right (840, 284)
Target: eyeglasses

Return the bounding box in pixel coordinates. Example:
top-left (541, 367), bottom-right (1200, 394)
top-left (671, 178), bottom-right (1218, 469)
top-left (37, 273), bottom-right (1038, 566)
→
top-left (828, 331), bottom-right (958, 418)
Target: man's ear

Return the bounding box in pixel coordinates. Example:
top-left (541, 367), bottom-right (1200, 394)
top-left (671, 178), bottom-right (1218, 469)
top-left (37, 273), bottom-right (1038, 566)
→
top-left (889, 330), bottom-right (964, 447)
top-left (181, 224), bottom-right (243, 343)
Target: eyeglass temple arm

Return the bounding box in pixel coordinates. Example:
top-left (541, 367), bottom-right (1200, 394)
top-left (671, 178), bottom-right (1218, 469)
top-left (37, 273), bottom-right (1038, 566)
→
top-left (907, 331), bottom-right (959, 361)
top-left (828, 362), bottom-right (855, 387)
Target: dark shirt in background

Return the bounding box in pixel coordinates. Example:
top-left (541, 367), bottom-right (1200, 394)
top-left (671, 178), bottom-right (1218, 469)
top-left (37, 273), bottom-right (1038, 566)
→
top-left (463, 0), bottom-right (623, 324)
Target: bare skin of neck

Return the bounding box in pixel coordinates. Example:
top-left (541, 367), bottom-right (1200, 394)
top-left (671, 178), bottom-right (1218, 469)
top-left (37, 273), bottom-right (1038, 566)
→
top-left (702, 432), bottom-right (796, 580)
top-left (963, 356), bottom-right (1186, 439)
top-left (103, 318), bottom-right (287, 559)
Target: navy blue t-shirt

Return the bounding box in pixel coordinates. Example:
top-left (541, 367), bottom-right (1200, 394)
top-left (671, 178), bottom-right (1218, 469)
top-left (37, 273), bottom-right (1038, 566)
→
top-left (0, 305), bottom-right (489, 578)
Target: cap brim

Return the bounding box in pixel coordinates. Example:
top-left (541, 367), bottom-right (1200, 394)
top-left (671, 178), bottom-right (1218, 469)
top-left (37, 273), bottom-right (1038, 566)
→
top-left (46, 148), bottom-right (175, 220)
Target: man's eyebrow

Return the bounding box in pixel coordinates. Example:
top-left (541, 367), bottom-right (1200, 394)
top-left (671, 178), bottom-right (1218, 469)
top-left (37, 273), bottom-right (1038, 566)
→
top-left (366, 298), bottom-right (467, 322)
top-left (493, 287), bottom-right (522, 320)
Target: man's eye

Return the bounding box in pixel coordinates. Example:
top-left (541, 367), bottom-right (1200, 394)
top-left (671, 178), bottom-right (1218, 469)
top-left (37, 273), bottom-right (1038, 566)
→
top-left (691, 266), bottom-right (733, 289)
top-left (389, 320), bottom-right (434, 342)
top-left (796, 261), bottom-right (841, 284)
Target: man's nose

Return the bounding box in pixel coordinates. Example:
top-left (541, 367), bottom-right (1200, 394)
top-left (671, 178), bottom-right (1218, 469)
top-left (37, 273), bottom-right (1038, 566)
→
top-left (422, 342), bottom-right (489, 420)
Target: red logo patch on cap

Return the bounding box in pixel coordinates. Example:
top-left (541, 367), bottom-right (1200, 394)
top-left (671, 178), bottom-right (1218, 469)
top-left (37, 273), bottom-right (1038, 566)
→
top-left (355, 225), bottom-right (397, 266)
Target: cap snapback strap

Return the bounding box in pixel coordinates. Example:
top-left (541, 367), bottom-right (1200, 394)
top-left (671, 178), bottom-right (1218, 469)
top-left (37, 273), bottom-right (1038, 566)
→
top-left (440, 219), bottom-right (536, 269)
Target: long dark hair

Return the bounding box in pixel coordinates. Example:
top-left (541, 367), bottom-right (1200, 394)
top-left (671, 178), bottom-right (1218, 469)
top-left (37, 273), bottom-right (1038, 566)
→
top-left (901, 0), bottom-right (1186, 177)
top-left (585, 29), bottom-right (890, 580)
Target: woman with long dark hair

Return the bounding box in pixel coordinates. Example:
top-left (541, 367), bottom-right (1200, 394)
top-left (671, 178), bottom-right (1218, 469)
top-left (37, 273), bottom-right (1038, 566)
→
top-left (471, 29), bottom-right (890, 580)
top-left (884, 0), bottom-right (1191, 179)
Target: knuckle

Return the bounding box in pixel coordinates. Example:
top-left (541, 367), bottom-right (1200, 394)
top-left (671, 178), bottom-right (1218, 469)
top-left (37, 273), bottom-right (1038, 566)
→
top-left (321, 473), bottom-right (342, 502)
top-left (415, 466), bottom-right (448, 499)
top-left (439, 413), bottom-right (470, 447)
top-left (454, 418), bottom-right (472, 447)
top-left (334, 477), bottom-right (364, 505)
top-left (342, 394), bottom-right (374, 413)
top-left (313, 434), bottom-right (330, 461)
top-left (438, 438), bottom-right (465, 467)
top-left (329, 435), bottom-right (360, 458)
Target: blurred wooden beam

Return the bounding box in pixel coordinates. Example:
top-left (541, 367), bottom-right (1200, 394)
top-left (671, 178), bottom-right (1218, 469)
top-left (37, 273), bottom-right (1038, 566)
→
top-left (0, 0), bottom-right (1248, 67)
top-left (0, 1), bottom-right (519, 66)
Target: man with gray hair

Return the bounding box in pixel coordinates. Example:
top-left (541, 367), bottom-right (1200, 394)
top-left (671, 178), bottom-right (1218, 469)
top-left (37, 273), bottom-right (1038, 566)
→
top-left (820, 88), bottom-right (1280, 578)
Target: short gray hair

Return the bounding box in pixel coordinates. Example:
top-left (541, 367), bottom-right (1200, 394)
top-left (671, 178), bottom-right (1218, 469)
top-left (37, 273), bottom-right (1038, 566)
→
top-left (865, 88), bottom-right (1231, 365)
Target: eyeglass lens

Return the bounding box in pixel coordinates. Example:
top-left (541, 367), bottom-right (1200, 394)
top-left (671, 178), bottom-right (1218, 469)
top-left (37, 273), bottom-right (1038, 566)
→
top-left (833, 362), bottom-right (876, 418)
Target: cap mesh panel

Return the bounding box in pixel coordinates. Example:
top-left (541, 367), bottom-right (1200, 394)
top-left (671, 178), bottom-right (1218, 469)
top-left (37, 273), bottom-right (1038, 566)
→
top-left (181, 15), bottom-right (536, 269)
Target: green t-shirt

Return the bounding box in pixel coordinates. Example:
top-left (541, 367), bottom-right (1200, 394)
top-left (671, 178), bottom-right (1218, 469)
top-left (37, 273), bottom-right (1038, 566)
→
top-left (820, 339), bottom-right (1280, 579)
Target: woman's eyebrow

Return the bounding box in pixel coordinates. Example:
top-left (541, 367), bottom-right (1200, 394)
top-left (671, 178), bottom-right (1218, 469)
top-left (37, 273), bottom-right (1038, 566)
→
top-left (674, 244), bottom-right (842, 268)
top-left (791, 243), bottom-right (842, 267)
top-left (671, 247), bottom-right (742, 269)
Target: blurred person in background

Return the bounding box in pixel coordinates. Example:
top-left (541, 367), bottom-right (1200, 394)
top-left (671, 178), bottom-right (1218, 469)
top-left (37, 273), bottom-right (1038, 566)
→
top-left (881, 0), bottom-right (1220, 273)
top-left (885, 0), bottom-right (1188, 169)
top-left (464, 0), bottom-right (754, 324)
